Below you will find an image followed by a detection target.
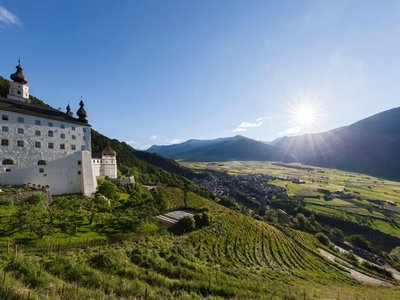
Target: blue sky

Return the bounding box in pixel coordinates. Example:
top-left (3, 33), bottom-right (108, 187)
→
top-left (1, 1), bottom-right (400, 149)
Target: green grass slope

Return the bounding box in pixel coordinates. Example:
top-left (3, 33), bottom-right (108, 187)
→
top-left (1, 188), bottom-right (399, 299)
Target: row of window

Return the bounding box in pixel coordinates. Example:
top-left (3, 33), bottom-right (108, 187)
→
top-left (2, 159), bottom-right (81, 166)
top-left (1, 139), bottom-right (78, 150)
top-left (1, 114), bottom-right (87, 132)
top-left (1, 127), bottom-right (85, 141)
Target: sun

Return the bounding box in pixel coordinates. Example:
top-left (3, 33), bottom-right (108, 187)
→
top-left (295, 106), bottom-right (317, 126)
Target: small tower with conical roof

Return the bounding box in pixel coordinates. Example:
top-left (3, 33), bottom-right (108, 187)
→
top-left (7, 60), bottom-right (30, 103)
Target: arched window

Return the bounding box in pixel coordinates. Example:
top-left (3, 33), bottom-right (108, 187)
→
top-left (2, 159), bottom-right (14, 165)
top-left (48, 130), bottom-right (53, 137)
top-left (38, 160), bottom-right (46, 165)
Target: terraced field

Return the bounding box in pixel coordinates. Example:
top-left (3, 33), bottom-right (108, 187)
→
top-left (1, 188), bottom-right (399, 299)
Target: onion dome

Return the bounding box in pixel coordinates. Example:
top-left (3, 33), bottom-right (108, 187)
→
top-left (10, 60), bottom-right (28, 84)
top-left (102, 145), bottom-right (116, 156)
top-left (66, 103), bottom-right (73, 117)
top-left (76, 100), bottom-right (88, 123)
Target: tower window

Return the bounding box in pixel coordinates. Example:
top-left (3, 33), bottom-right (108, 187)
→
top-left (17, 140), bottom-right (24, 147)
top-left (48, 142), bottom-right (54, 149)
top-left (18, 117), bottom-right (24, 123)
top-left (48, 122), bottom-right (53, 127)
top-left (35, 141), bottom-right (41, 148)
top-left (38, 160), bottom-right (46, 165)
top-left (2, 126), bottom-right (8, 132)
top-left (35, 120), bottom-right (41, 125)
top-left (60, 124), bottom-right (65, 129)
top-left (83, 128), bottom-right (87, 133)
top-left (72, 126), bottom-right (76, 131)
top-left (1, 139), bottom-right (9, 146)
top-left (2, 159), bottom-right (14, 165)
top-left (17, 128), bottom-right (24, 134)
top-left (48, 130), bottom-right (54, 137)
top-left (60, 144), bottom-right (65, 150)
top-left (2, 115), bottom-right (8, 121)
top-left (35, 130), bottom-right (41, 136)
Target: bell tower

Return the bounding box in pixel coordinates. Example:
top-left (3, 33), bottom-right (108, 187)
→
top-left (7, 60), bottom-right (30, 103)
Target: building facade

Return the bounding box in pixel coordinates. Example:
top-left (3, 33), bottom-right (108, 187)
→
top-left (0, 62), bottom-right (112, 196)
top-left (92, 145), bottom-right (118, 179)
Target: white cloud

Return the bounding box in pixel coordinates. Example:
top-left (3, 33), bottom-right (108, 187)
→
top-left (167, 139), bottom-right (182, 144)
top-left (150, 135), bottom-right (158, 140)
top-left (279, 126), bottom-right (301, 136)
top-left (0, 6), bottom-right (20, 26)
top-left (232, 127), bottom-right (247, 132)
top-left (125, 140), bottom-right (137, 145)
top-left (232, 120), bottom-right (263, 132)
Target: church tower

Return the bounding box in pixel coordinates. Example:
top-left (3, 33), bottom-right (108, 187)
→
top-left (7, 60), bottom-right (30, 103)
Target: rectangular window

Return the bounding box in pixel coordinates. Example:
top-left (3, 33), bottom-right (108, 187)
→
top-left (35, 141), bottom-right (41, 148)
top-left (77, 160), bottom-right (81, 165)
top-left (83, 128), bottom-right (87, 133)
top-left (48, 122), bottom-right (53, 127)
top-left (60, 133), bottom-right (65, 139)
top-left (60, 144), bottom-right (65, 150)
top-left (83, 136), bottom-right (86, 141)
top-left (60, 124), bottom-right (65, 129)
top-left (1, 139), bottom-right (9, 146)
top-left (48, 142), bottom-right (54, 149)
top-left (39, 168), bottom-right (44, 173)
top-left (72, 126), bottom-right (76, 131)
top-left (77, 171), bottom-right (81, 175)
top-left (72, 135), bottom-right (76, 140)
top-left (17, 128), bottom-right (24, 134)
top-left (35, 130), bottom-right (41, 136)
top-left (71, 144), bottom-right (76, 150)
top-left (5, 169), bottom-right (11, 172)
top-left (2, 115), bottom-right (8, 121)
top-left (2, 126), bottom-right (8, 132)
top-left (18, 117), bottom-right (24, 123)
top-left (17, 140), bottom-right (24, 147)
top-left (35, 120), bottom-right (41, 125)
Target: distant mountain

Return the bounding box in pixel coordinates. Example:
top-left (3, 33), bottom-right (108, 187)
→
top-left (147, 135), bottom-right (296, 163)
top-left (272, 107), bottom-right (400, 180)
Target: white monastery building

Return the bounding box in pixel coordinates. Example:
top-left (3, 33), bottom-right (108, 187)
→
top-left (0, 62), bottom-right (117, 195)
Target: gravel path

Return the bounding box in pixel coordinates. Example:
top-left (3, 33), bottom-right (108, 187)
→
top-left (318, 248), bottom-right (393, 286)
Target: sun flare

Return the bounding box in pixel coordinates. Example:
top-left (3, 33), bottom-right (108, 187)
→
top-left (295, 106), bottom-right (317, 126)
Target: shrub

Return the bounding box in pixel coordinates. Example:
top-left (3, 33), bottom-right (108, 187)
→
top-left (361, 261), bottom-right (393, 279)
top-left (343, 250), bottom-right (358, 262)
top-left (315, 232), bottom-right (330, 246)
top-left (98, 180), bottom-right (119, 200)
top-left (0, 198), bottom-right (13, 206)
top-left (194, 212), bottom-right (211, 228)
top-left (173, 216), bottom-right (196, 234)
top-left (330, 228), bottom-right (344, 238)
top-left (345, 234), bottom-right (371, 251)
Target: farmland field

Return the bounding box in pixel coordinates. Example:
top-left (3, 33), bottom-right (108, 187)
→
top-left (182, 161), bottom-right (400, 238)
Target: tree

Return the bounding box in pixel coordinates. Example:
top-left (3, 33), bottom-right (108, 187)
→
top-left (330, 227), bottom-right (344, 238)
top-left (173, 216), bottom-right (196, 234)
top-left (10, 194), bottom-right (50, 238)
top-left (98, 180), bottom-right (119, 200)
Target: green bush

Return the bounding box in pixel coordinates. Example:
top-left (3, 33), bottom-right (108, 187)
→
top-left (330, 227), bottom-right (344, 238)
top-left (345, 234), bottom-right (371, 251)
top-left (173, 216), bottom-right (196, 234)
top-left (315, 232), bottom-right (330, 246)
top-left (361, 261), bottom-right (393, 279)
top-left (98, 180), bottom-right (119, 200)
top-left (0, 198), bottom-right (13, 206)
